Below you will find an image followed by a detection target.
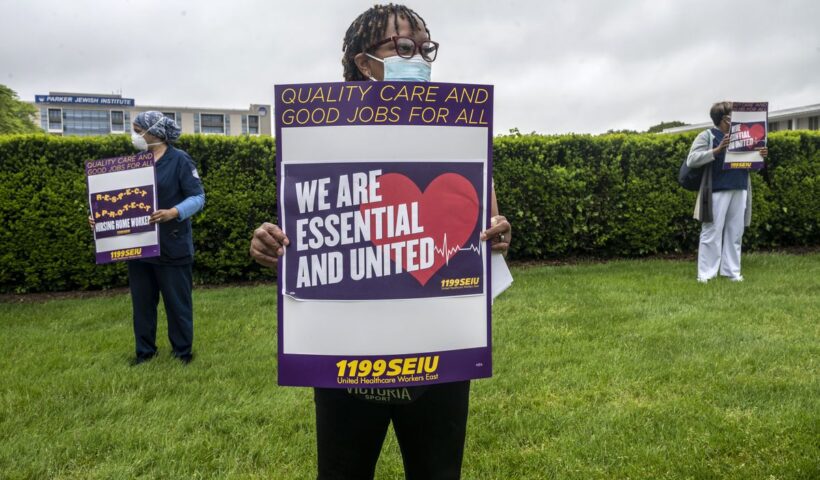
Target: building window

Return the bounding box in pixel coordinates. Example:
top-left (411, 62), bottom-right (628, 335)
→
top-left (110, 110), bottom-right (124, 132)
top-left (248, 115), bottom-right (259, 134)
top-left (62, 109), bottom-right (111, 136)
top-left (768, 121), bottom-right (778, 132)
top-left (40, 108), bottom-right (48, 131)
top-left (48, 108), bottom-right (62, 131)
top-left (809, 116), bottom-right (819, 130)
top-left (200, 113), bottom-right (224, 134)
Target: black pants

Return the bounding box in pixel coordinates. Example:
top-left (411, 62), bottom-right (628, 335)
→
top-left (127, 260), bottom-right (193, 359)
top-left (314, 381), bottom-right (471, 480)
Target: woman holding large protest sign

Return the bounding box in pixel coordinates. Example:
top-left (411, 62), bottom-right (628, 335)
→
top-left (92, 112), bottom-right (205, 364)
top-left (250, 4), bottom-right (511, 479)
top-left (686, 102), bottom-right (767, 283)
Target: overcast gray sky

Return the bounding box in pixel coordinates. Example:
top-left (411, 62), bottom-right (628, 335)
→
top-left (2, 0), bottom-right (818, 134)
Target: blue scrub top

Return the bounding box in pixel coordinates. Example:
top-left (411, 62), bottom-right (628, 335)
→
top-left (144, 145), bottom-right (204, 265)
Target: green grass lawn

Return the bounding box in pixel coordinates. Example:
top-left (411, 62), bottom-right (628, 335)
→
top-left (1, 253), bottom-right (818, 479)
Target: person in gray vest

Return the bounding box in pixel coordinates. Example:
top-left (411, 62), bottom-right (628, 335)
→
top-left (685, 101), bottom-right (767, 283)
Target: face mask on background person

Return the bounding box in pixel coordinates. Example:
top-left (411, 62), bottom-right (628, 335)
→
top-left (131, 119), bottom-right (165, 151)
top-left (366, 53), bottom-right (432, 82)
top-left (131, 132), bottom-right (150, 151)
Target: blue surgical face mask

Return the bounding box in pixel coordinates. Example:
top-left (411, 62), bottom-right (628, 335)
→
top-left (366, 53), bottom-right (431, 82)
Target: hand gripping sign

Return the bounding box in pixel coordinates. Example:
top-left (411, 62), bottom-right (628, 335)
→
top-left (276, 82), bottom-right (494, 388)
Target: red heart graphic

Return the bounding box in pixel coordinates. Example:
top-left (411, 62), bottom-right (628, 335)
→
top-left (740, 124), bottom-right (765, 144)
top-left (361, 173), bottom-right (480, 286)
top-left (749, 124), bottom-right (765, 143)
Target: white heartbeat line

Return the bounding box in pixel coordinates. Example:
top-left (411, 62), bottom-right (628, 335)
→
top-left (433, 233), bottom-right (482, 266)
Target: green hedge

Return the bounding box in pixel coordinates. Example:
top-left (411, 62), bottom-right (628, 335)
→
top-left (0, 131), bottom-right (817, 293)
top-left (0, 135), bottom-right (277, 293)
top-left (494, 131), bottom-right (819, 258)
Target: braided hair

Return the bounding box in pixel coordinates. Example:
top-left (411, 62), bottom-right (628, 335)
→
top-left (342, 4), bottom-right (430, 81)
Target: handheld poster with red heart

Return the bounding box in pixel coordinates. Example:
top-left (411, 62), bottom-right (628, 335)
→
top-left (725, 101), bottom-right (768, 170)
top-left (276, 81), bottom-right (494, 388)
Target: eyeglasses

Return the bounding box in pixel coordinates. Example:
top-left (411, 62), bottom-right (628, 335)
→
top-left (368, 36), bottom-right (439, 62)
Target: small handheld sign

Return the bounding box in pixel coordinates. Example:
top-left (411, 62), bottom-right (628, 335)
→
top-left (86, 152), bottom-right (160, 263)
top-left (725, 101), bottom-right (768, 170)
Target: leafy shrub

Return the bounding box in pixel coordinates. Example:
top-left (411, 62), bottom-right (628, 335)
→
top-left (1, 131), bottom-right (817, 292)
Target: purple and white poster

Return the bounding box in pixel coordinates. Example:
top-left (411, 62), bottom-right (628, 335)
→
top-left (86, 152), bottom-right (159, 263)
top-left (725, 101), bottom-right (768, 170)
top-left (276, 81), bottom-right (493, 388)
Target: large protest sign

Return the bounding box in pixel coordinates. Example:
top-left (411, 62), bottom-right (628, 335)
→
top-left (725, 101), bottom-right (768, 170)
top-left (276, 81), bottom-right (493, 388)
top-left (86, 152), bottom-right (159, 264)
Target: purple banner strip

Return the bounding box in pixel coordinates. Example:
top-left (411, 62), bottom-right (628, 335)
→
top-left (723, 160), bottom-right (765, 171)
top-left (95, 245), bottom-right (160, 264)
top-left (86, 152), bottom-right (154, 176)
top-left (275, 81), bottom-right (491, 128)
top-left (732, 101), bottom-right (768, 112)
top-left (278, 347), bottom-right (492, 388)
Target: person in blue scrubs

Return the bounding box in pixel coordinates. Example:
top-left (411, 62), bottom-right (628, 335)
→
top-left (128, 111), bottom-right (205, 364)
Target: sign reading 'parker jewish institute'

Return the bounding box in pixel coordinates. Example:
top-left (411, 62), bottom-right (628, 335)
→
top-left (35, 94), bottom-right (135, 107)
top-left (275, 81), bottom-right (494, 388)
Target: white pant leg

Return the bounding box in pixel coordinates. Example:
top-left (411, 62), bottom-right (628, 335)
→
top-left (719, 189), bottom-right (747, 278)
top-left (697, 191), bottom-right (733, 280)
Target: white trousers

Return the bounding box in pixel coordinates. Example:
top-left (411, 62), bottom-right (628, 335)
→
top-left (697, 189), bottom-right (747, 280)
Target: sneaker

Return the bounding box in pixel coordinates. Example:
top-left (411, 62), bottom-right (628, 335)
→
top-left (729, 275), bottom-right (744, 282)
top-left (697, 277), bottom-right (709, 284)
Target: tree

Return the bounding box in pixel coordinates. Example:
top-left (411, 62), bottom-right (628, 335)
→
top-left (647, 120), bottom-right (688, 133)
top-left (0, 84), bottom-right (40, 134)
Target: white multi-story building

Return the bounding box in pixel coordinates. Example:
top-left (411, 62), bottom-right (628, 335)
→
top-left (31, 92), bottom-right (272, 137)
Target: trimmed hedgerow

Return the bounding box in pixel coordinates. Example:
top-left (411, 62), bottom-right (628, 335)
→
top-left (493, 130), bottom-right (819, 257)
top-left (0, 131), bottom-right (817, 293)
